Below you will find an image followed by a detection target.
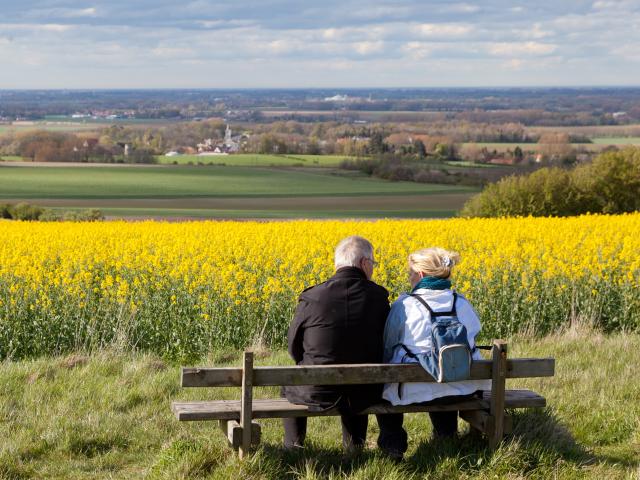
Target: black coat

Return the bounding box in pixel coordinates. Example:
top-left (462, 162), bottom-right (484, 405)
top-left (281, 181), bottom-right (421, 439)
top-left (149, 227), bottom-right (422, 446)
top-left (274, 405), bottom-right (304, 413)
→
top-left (284, 267), bottom-right (390, 411)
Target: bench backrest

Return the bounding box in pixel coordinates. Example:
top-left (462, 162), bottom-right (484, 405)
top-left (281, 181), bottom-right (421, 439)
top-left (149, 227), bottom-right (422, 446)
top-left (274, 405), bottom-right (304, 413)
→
top-left (177, 340), bottom-right (555, 457)
top-left (182, 352), bottom-right (554, 387)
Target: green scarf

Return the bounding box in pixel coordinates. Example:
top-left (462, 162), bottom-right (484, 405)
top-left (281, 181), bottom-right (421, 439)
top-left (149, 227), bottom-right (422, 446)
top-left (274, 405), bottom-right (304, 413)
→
top-left (412, 276), bottom-right (451, 291)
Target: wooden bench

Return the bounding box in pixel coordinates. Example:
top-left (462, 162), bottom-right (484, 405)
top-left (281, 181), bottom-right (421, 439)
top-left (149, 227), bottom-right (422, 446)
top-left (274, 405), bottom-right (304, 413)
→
top-left (171, 340), bottom-right (555, 458)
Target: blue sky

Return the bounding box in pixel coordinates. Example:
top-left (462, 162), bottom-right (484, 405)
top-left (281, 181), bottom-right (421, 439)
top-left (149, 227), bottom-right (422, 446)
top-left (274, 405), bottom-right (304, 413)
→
top-left (0, 0), bottom-right (639, 88)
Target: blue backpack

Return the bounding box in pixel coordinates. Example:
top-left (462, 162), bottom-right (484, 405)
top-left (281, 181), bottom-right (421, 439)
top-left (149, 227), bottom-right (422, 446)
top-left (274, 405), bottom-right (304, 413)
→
top-left (400, 292), bottom-right (472, 383)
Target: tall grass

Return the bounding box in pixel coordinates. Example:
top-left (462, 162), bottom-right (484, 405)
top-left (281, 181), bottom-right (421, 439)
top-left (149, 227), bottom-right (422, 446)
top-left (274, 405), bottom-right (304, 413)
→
top-left (0, 328), bottom-right (638, 479)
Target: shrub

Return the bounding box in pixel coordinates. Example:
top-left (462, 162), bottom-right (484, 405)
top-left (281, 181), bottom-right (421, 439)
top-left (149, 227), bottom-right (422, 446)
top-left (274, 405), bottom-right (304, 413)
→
top-left (461, 148), bottom-right (640, 217)
top-left (0, 204), bottom-right (104, 222)
top-left (38, 209), bottom-right (63, 221)
top-left (0, 204), bottom-right (12, 219)
top-left (9, 202), bottom-right (45, 221)
top-left (62, 209), bottom-right (105, 222)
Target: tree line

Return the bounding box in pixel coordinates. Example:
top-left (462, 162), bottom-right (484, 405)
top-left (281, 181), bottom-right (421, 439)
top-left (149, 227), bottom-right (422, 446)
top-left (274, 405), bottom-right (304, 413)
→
top-left (460, 148), bottom-right (640, 217)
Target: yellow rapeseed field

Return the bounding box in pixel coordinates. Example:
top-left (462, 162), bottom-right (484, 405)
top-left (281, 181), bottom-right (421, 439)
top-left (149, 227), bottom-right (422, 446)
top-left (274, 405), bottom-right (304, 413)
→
top-left (0, 214), bottom-right (638, 360)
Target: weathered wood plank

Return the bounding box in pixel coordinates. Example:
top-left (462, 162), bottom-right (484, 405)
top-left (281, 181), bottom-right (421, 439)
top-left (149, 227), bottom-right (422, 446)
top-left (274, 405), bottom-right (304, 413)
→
top-left (181, 358), bottom-right (555, 388)
top-left (489, 340), bottom-right (508, 449)
top-left (460, 409), bottom-right (493, 434)
top-left (460, 410), bottom-right (513, 435)
top-left (171, 389), bottom-right (545, 421)
top-left (219, 420), bottom-right (261, 449)
top-left (239, 352), bottom-right (254, 459)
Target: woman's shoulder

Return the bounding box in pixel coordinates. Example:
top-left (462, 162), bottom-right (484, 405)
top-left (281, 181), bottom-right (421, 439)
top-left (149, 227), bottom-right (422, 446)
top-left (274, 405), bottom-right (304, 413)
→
top-left (453, 291), bottom-right (476, 309)
top-left (391, 292), bottom-right (414, 307)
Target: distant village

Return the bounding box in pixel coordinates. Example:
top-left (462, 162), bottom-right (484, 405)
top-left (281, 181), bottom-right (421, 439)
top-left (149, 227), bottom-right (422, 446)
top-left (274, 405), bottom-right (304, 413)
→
top-left (165, 125), bottom-right (247, 157)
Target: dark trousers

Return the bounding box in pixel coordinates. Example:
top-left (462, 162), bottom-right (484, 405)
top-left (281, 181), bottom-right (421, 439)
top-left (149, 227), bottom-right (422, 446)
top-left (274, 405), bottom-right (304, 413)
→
top-left (374, 393), bottom-right (478, 450)
top-left (283, 413), bottom-right (408, 453)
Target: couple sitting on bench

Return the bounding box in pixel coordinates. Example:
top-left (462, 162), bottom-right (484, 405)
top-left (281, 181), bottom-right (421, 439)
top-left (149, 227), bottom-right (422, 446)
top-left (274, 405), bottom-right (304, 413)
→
top-left (283, 236), bottom-right (488, 460)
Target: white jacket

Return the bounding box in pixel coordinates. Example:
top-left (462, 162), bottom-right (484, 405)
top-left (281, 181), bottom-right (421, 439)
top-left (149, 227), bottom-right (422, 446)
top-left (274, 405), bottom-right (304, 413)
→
top-left (382, 288), bottom-right (490, 405)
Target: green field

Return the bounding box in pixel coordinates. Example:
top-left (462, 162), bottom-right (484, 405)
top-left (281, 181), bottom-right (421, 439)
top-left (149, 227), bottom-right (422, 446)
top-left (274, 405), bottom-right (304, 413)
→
top-left (0, 165), bottom-right (476, 218)
top-left (67, 206), bottom-right (460, 219)
top-left (157, 154), bottom-right (352, 167)
top-left (0, 165), bottom-right (472, 199)
top-left (1, 329), bottom-right (637, 479)
top-left (0, 124), bottom-right (100, 134)
top-left (463, 138), bottom-right (640, 153)
top-left (463, 142), bottom-right (607, 153)
top-left (590, 137), bottom-right (640, 145)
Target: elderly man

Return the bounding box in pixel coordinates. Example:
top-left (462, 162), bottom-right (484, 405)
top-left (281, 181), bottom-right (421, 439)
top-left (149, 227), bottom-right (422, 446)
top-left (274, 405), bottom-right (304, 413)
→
top-left (283, 236), bottom-right (407, 457)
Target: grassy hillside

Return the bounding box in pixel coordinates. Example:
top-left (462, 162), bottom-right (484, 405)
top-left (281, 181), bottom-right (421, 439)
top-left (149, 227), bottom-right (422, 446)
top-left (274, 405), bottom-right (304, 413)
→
top-left (1, 328), bottom-right (637, 479)
top-left (0, 165), bottom-right (475, 218)
top-left (0, 165), bottom-right (473, 199)
top-left (157, 154), bottom-right (351, 167)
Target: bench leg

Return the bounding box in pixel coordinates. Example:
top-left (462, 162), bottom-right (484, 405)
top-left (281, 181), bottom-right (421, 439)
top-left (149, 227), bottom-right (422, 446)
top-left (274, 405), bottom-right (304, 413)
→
top-left (489, 340), bottom-right (508, 450)
top-left (239, 351), bottom-right (254, 459)
top-left (460, 410), bottom-right (513, 437)
top-left (219, 420), bottom-right (261, 450)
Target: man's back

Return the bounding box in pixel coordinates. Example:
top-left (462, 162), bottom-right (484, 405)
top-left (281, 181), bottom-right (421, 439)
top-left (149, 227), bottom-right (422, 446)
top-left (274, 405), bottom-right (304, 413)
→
top-left (286, 266), bottom-right (390, 409)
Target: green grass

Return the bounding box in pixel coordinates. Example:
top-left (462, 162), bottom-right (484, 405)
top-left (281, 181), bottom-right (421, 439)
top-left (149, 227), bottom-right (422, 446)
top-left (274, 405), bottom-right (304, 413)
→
top-left (462, 142), bottom-right (601, 151)
top-left (0, 156), bottom-right (23, 162)
top-left (590, 137), bottom-right (640, 145)
top-left (94, 207), bottom-right (459, 219)
top-left (0, 328), bottom-right (637, 479)
top-left (463, 139), bottom-right (640, 152)
top-left (0, 124), bottom-right (100, 134)
top-left (0, 165), bottom-right (474, 199)
top-left (157, 154), bottom-right (353, 167)
top-left (444, 161), bottom-right (501, 169)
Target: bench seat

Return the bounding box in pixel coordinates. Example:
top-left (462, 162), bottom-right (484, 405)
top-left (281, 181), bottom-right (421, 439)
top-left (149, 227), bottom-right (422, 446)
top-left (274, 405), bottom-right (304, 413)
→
top-left (172, 389), bottom-right (545, 422)
top-left (172, 342), bottom-right (554, 456)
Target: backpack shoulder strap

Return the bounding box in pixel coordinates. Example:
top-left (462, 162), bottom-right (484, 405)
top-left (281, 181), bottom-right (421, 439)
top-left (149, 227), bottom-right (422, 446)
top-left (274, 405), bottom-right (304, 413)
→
top-left (450, 291), bottom-right (458, 316)
top-left (408, 293), bottom-right (435, 314)
top-left (409, 292), bottom-right (458, 317)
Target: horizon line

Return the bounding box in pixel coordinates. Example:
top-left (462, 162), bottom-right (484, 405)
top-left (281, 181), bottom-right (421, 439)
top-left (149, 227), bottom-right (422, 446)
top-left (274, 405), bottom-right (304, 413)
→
top-left (2, 85), bottom-right (640, 92)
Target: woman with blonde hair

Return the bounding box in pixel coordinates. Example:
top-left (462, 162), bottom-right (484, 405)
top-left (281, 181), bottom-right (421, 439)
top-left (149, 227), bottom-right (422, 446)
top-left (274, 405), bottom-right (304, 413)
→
top-left (380, 247), bottom-right (489, 447)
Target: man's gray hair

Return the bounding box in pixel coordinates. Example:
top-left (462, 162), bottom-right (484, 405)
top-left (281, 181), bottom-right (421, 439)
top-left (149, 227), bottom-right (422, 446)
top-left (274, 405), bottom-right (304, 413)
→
top-left (334, 236), bottom-right (374, 269)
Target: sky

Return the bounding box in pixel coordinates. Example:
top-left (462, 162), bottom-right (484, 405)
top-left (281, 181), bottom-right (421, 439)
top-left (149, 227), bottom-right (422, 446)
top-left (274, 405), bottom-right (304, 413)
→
top-left (0, 0), bottom-right (639, 88)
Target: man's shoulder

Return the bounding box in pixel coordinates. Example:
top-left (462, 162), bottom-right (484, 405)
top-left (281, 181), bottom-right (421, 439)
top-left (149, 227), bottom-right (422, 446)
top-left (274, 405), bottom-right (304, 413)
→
top-left (298, 277), bottom-right (388, 301)
top-left (298, 281), bottom-right (328, 302)
top-left (366, 280), bottom-right (389, 297)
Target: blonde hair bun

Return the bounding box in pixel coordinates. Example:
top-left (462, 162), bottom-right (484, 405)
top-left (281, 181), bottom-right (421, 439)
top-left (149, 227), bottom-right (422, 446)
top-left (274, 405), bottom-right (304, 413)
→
top-left (408, 247), bottom-right (461, 279)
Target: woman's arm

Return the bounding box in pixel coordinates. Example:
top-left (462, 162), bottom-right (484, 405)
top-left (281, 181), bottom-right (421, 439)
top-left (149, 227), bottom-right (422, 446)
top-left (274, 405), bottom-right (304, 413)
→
top-left (457, 295), bottom-right (483, 359)
top-left (287, 298), bottom-right (308, 363)
top-left (382, 299), bottom-right (406, 363)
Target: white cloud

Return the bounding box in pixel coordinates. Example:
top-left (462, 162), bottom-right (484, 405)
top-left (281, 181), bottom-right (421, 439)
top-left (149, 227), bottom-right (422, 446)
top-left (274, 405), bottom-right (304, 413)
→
top-left (151, 46), bottom-right (194, 58)
top-left (506, 58), bottom-right (524, 69)
top-left (265, 39), bottom-right (299, 54)
top-left (1, 0), bottom-right (639, 87)
top-left (25, 7), bottom-right (99, 19)
top-left (353, 41), bottom-right (385, 55)
top-left (591, 0), bottom-right (636, 10)
top-left (443, 3), bottom-right (481, 13)
top-left (0, 23), bottom-right (73, 32)
top-left (525, 23), bottom-right (553, 40)
top-left (40, 24), bottom-right (74, 32)
top-left (488, 41), bottom-right (557, 56)
top-left (611, 44), bottom-right (640, 61)
top-left (197, 19), bottom-right (255, 29)
top-left (350, 5), bottom-right (413, 20)
top-left (414, 23), bottom-right (473, 38)
top-left (64, 7), bottom-right (98, 18)
top-left (322, 28), bottom-right (339, 40)
top-left (402, 41), bottom-right (433, 60)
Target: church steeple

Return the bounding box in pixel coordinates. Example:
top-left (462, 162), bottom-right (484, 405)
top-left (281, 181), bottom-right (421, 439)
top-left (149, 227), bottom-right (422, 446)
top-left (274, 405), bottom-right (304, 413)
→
top-left (224, 124), bottom-right (232, 144)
